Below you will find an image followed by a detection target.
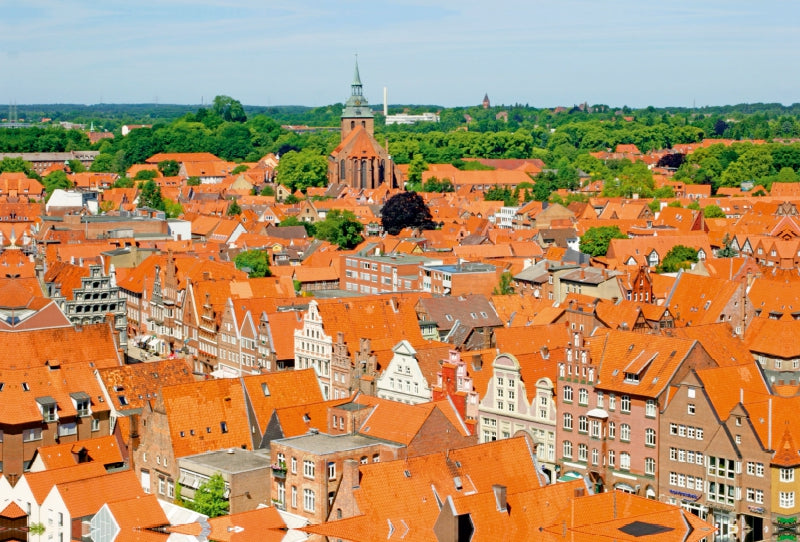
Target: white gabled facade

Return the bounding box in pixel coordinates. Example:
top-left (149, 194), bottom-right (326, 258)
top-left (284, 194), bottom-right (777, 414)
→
top-left (375, 340), bottom-right (432, 405)
top-left (294, 300), bottom-right (334, 399)
top-left (476, 352), bottom-right (558, 483)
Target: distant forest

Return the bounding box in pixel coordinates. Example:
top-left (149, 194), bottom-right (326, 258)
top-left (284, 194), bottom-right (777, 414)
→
top-left (3, 98), bottom-right (800, 199)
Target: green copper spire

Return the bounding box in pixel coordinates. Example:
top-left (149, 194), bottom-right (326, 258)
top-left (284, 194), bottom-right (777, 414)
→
top-left (342, 55), bottom-right (372, 120)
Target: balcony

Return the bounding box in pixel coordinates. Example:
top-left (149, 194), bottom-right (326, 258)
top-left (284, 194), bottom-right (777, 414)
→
top-left (271, 465), bottom-right (287, 479)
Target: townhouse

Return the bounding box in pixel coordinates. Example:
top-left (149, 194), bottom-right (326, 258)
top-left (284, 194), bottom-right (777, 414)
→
top-left (556, 328), bottom-right (718, 499)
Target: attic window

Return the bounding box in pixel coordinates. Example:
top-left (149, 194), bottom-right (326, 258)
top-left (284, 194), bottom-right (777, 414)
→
top-left (207, 427), bottom-right (211, 433)
top-left (118, 396), bottom-right (128, 406)
top-left (403, 470), bottom-right (411, 478)
top-left (114, 386), bottom-right (124, 392)
top-left (22, 383), bottom-right (29, 392)
top-left (220, 422), bottom-right (228, 434)
top-left (302, 413), bottom-right (311, 423)
top-left (623, 373), bottom-right (640, 384)
top-left (261, 383), bottom-right (270, 396)
top-left (445, 314), bottom-right (453, 321)
top-left (0, 382), bottom-right (4, 391)
top-left (180, 431), bottom-right (185, 437)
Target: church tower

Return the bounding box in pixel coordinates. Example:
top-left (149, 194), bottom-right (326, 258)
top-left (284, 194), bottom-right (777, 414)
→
top-left (328, 59), bottom-right (397, 190)
top-left (341, 58), bottom-right (374, 140)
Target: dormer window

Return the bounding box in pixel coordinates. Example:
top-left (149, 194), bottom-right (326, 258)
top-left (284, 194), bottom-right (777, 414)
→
top-left (623, 372), bottom-right (640, 384)
top-left (71, 392), bottom-right (91, 417)
top-left (36, 397), bottom-right (58, 422)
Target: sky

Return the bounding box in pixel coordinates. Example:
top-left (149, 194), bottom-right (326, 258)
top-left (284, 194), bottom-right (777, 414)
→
top-left (1, 0), bottom-right (798, 109)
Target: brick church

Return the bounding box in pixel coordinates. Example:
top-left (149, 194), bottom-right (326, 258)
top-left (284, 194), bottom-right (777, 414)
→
top-left (327, 61), bottom-right (399, 189)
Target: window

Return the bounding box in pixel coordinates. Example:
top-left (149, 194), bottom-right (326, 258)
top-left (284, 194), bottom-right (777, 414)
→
top-left (578, 388), bottom-right (588, 405)
top-left (578, 443), bottom-right (588, 462)
top-left (620, 395), bottom-right (631, 413)
top-left (158, 477), bottom-right (166, 495)
top-left (782, 469), bottom-right (795, 483)
top-left (591, 448), bottom-right (599, 466)
top-left (596, 391), bottom-right (604, 408)
top-left (609, 394), bottom-right (616, 411)
top-left (563, 386), bottom-right (573, 402)
top-left (563, 413), bottom-right (573, 430)
top-left (780, 491), bottom-right (795, 509)
top-left (645, 428), bottom-right (656, 447)
top-left (645, 457), bottom-right (655, 475)
top-left (620, 452), bottom-right (631, 470)
top-left (303, 459), bottom-right (316, 479)
top-left (328, 462), bottom-right (336, 480)
top-left (608, 422), bottom-right (616, 439)
top-left (590, 420), bottom-right (601, 439)
top-left (563, 440), bottom-right (573, 459)
top-left (23, 427), bottom-right (42, 442)
top-left (756, 463), bottom-right (765, 477)
top-left (76, 400), bottom-right (90, 417)
top-left (645, 399), bottom-right (656, 417)
top-left (687, 403), bottom-right (696, 415)
top-left (578, 416), bottom-right (589, 434)
top-left (91, 418), bottom-right (101, 432)
top-left (303, 489), bottom-right (315, 512)
top-left (608, 450), bottom-right (615, 467)
top-left (620, 424), bottom-right (631, 442)
top-left (291, 457), bottom-right (297, 474)
top-left (291, 486), bottom-right (297, 508)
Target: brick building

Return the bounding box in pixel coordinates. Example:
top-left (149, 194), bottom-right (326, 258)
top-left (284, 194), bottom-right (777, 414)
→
top-left (556, 328), bottom-right (718, 499)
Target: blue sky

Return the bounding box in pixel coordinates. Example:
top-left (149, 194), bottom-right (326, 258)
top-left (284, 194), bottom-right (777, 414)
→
top-left (1, 0), bottom-right (798, 108)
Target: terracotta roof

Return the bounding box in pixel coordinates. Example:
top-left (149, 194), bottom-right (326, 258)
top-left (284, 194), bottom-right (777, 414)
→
top-left (97, 358), bottom-right (195, 412)
top-left (0, 322), bottom-right (122, 370)
top-left (32, 434), bottom-right (124, 470)
top-left (239, 369), bottom-right (325, 434)
top-left (55, 470), bottom-right (144, 519)
top-left (22, 462), bottom-right (107, 504)
top-left (589, 329), bottom-right (708, 397)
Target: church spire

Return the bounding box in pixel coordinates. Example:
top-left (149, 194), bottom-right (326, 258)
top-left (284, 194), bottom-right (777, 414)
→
top-left (352, 55), bottom-right (363, 89)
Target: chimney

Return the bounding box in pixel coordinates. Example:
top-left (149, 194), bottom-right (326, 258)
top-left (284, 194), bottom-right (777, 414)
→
top-left (492, 484), bottom-right (507, 512)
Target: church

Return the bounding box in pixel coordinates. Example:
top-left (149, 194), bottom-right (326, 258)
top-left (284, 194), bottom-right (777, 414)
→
top-left (327, 61), bottom-right (399, 189)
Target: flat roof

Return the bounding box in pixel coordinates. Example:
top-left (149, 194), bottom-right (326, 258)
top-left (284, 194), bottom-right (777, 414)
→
top-left (275, 432), bottom-right (398, 455)
top-left (179, 448), bottom-right (271, 473)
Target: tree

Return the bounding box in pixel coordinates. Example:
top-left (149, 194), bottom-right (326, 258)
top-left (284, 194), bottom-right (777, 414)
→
top-left (227, 198), bottom-right (242, 216)
top-left (212, 95), bottom-right (247, 123)
top-left (493, 271), bottom-right (515, 295)
top-left (90, 153), bottom-right (116, 172)
top-left (113, 176), bottom-right (134, 188)
top-left (231, 164), bottom-right (249, 175)
top-left (187, 473), bottom-right (229, 518)
top-left (43, 170), bottom-right (72, 200)
top-left (134, 169), bottom-right (158, 181)
top-left (67, 159), bottom-right (86, 173)
top-left (314, 210), bottom-right (364, 249)
top-left (406, 153), bottom-right (428, 187)
top-left (163, 198), bottom-right (183, 218)
top-left (717, 234), bottom-right (738, 258)
top-left (381, 191), bottom-right (436, 235)
top-left (702, 204), bottom-right (726, 218)
top-left (0, 157), bottom-right (38, 178)
top-left (158, 160), bottom-right (180, 177)
top-left (579, 226), bottom-right (627, 257)
top-left (260, 184), bottom-right (275, 196)
top-left (138, 179), bottom-right (165, 210)
top-left (484, 185), bottom-right (515, 206)
top-left (187, 176), bottom-right (201, 186)
top-left (657, 245), bottom-right (699, 273)
top-left (275, 149), bottom-right (328, 192)
top-left (234, 250), bottom-right (271, 278)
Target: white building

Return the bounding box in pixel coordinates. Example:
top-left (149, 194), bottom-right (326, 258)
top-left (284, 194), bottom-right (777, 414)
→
top-left (375, 340), bottom-right (432, 405)
top-left (294, 300), bottom-right (334, 399)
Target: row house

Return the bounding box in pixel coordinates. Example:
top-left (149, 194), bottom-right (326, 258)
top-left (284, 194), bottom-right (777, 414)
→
top-left (665, 271), bottom-right (754, 337)
top-left (374, 340), bottom-right (433, 405)
top-left (556, 329), bottom-right (718, 500)
top-left (44, 262), bottom-right (128, 349)
top-left (659, 364), bottom-right (773, 541)
top-left (431, 349), bottom-right (481, 423)
top-left (294, 297), bottom-right (425, 400)
top-left (477, 350), bottom-right (559, 482)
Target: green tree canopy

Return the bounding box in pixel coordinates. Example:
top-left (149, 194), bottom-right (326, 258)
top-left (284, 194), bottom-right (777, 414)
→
top-left (579, 225), bottom-right (627, 257)
top-left (314, 210), bottom-right (364, 249)
top-left (187, 473), bottom-right (229, 518)
top-left (657, 245), bottom-right (699, 273)
top-left (43, 170), bottom-right (72, 200)
top-left (134, 169), bottom-right (158, 181)
top-left (702, 204), bottom-right (726, 218)
top-left (0, 157), bottom-right (38, 178)
top-left (138, 179), bottom-right (165, 210)
top-left (158, 160), bottom-right (181, 177)
top-left (275, 149), bottom-right (328, 192)
top-left (227, 198), bottom-right (242, 216)
top-left (381, 191), bottom-right (436, 235)
top-left (234, 249), bottom-right (271, 278)
top-left (212, 95), bottom-right (247, 123)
